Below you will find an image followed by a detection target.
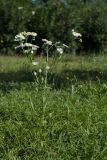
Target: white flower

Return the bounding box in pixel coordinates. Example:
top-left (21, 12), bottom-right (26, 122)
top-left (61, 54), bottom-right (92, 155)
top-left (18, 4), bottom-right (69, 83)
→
top-left (15, 34), bottom-right (25, 41)
top-left (42, 39), bottom-right (52, 45)
top-left (57, 47), bottom-right (63, 54)
top-left (19, 32), bottom-right (37, 37)
top-left (18, 6), bottom-right (23, 10)
top-left (39, 69), bottom-right (42, 73)
top-left (31, 50), bottom-right (34, 54)
top-left (20, 31), bottom-right (28, 37)
top-left (24, 43), bottom-right (31, 47)
top-left (32, 11), bottom-right (35, 15)
top-left (15, 43), bottom-right (24, 49)
top-left (32, 46), bottom-right (39, 51)
top-left (34, 71), bottom-right (37, 76)
top-left (23, 43), bottom-right (39, 49)
top-left (15, 32), bottom-right (37, 42)
top-left (72, 29), bottom-right (82, 38)
top-left (15, 43), bottom-right (39, 51)
top-left (46, 66), bottom-right (50, 70)
top-left (28, 32), bottom-right (37, 37)
top-left (32, 61), bottom-right (39, 66)
top-left (63, 44), bottom-right (69, 48)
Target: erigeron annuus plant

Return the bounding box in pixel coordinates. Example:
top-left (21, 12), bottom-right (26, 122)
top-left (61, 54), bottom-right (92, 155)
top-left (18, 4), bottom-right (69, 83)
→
top-left (71, 29), bottom-right (82, 55)
top-left (15, 31), bottom-right (68, 88)
top-left (14, 32), bottom-right (68, 121)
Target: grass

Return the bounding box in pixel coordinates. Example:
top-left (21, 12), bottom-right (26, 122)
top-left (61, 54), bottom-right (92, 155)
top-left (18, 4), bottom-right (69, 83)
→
top-left (0, 54), bottom-right (107, 159)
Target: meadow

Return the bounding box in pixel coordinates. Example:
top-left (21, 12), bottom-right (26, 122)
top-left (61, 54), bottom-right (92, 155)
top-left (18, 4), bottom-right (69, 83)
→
top-left (0, 54), bottom-right (107, 160)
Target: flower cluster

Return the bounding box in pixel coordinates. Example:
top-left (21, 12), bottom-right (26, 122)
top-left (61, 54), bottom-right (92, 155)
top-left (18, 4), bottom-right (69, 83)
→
top-left (55, 42), bottom-right (68, 54)
top-left (15, 32), bottom-right (37, 41)
top-left (57, 47), bottom-right (63, 54)
top-left (72, 29), bottom-right (82, 43)
top-left (15, 33), bottom-right (25, 42)
top-left (15, 43), bottom-right (39, 50)
top-left (21, 32), bottom-right (37, 37)
top-left (15, 32), bottom-right (38, 55)
top-left (42, 39), bottom-right (52, 45)
top-left (72, 29), bottom-right (82, 38)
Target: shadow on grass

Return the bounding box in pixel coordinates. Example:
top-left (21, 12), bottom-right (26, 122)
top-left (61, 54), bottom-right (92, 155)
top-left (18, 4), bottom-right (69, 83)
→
top-left (50, 69), bottom-right (107, 89)
top-left (0, 70), bottom-right (34, 93)
top-left (62, 69), bottom-right (107, 82)
top-left (0, 69), bottom-right (107, 92)
top-left (0, 70), bottom-right (33, 83)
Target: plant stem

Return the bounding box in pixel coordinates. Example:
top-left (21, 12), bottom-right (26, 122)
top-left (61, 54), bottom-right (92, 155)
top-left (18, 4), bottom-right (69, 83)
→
top-left (45, 45), bottom-right (49, 88)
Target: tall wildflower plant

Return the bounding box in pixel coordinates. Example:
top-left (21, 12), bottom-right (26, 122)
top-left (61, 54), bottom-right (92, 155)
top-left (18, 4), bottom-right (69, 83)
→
top-left (15, 31), bottom-right (68, 120)
top-left (14, 32), bottom-right (68, 88)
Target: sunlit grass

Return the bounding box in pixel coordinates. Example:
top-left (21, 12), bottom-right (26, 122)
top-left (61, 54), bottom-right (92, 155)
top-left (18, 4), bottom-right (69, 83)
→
top-left (0, 54), bottom-right (107, 72)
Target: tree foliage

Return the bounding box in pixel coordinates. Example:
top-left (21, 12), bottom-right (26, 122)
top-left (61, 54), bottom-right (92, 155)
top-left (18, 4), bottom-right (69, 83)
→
top-left (0, 0), bottom-right (107, 54)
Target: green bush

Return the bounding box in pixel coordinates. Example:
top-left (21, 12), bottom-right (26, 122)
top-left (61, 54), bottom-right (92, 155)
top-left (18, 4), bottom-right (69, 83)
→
top-left (80, 0), bottom-right (107, 52)
top-left (0, 0), bottom-right (31, 54)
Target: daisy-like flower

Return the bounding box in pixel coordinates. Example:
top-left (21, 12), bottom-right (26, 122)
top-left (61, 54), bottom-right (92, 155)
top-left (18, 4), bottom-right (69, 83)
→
top-left (32, 61), bottom-right (39, 66)
top-left (57, 47), bottom-right (63, 54)
top-left (15, 43), bottom-right (39, 51)
top-left (16, 32), bottom-right (37, 38)
top-left (32, 46), bottom-right (39, 51)
top-left (24, 43), bottom-right (32, 47)
top-left (15, 34), bottom-right (25, 41)
top-left (46, 65), bottom-right (50, 70)
top-left (42, 39), bottom-right (52, 45)
top-left (27, 32), bottom-right (37, 37)
top-left (23, 43), bottom-right (39, 49)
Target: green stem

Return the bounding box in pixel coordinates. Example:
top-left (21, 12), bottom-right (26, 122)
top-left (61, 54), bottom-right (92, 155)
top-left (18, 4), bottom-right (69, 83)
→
top-left (45, 45), bottom-right (49, 88)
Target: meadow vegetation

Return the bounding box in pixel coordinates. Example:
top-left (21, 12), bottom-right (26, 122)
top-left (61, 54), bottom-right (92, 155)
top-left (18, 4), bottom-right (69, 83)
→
top-left (1, 0), bottom-right (107, 159)
top-left (1, 54), bottom-right (107, 159)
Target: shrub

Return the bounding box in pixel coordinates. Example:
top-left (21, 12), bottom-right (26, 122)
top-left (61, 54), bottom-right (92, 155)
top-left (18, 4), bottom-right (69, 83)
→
top-left (80, 0), bottom-right (107, 52)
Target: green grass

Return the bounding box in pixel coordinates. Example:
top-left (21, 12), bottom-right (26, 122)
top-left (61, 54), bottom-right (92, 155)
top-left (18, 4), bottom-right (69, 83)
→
top-left (1, 54), bottom-right (107, 159)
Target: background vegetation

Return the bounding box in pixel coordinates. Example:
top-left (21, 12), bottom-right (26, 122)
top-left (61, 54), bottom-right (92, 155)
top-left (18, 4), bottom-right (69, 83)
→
top-left (0, 0), bottom-right (107, 54)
